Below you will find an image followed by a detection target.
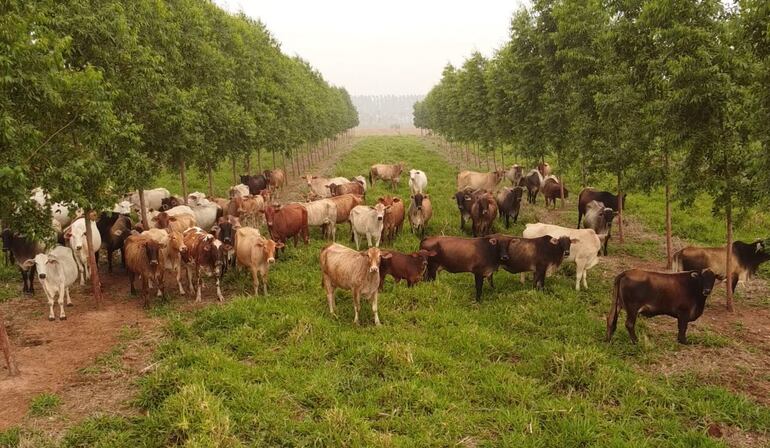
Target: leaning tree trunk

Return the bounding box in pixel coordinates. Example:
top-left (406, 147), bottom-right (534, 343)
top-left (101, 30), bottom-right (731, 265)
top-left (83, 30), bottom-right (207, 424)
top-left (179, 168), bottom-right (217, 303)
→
top-left (664, 151), bottom-right (673, 269)
top-left (138, 188), bottom-right (149, 230)
top-left (726, 197), bottom-right (734, 312)
top-left (180, 158), bottom-right (188, 205)
top-left (617, 171), bottom-right (624, 244)
top-left (84, 212), bottom-right (103, 308)
top-left (0, 311), bottom-right (19, 377)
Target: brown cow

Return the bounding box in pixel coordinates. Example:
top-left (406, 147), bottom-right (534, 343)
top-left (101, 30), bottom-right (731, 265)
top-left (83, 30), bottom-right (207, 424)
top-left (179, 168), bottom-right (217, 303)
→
top-left (228, 195), bottom-right (264, 228)
top-left (470, 192), bottom-right (498, 237)
top-left (153, 211), bottom-right (196, 234)
top-left (264, 168), bottom-right (286, 191)
top-left (262, 203), bottom-right (309, 247)
top-left (420, 236), bottom-right (512, 301)
top-left (320, 243), bottom-right (392, 325)
top-left (326, 194), bottom-right (364, 224)
top-left (408, 193), bottom-right (433, 237)
top-left (182, 227), bottom-right (225, 302)
top-left (496, 187), bottom-right (523, 228)
top-left (142, 228), bottom-right (188, 295)
top-left (672, 240), bottom-right (770, 293)
top-left (377, 195), bottom-right (405, 243)
top-left (328, 181), bottom-right (365, 198)
top-left (235, 227), bottom-right (283, 295)
top-left (457, 170), bottom-right (505, 192)
top-left (537, 162), bottom-right (552, 177)
top-left (493, 234), bottom-right (574, 290)
top-left (369, 163), bottom-right (404, 189)
top-left (577, 188), bottom-right (626, 228)
top-left (606, 269), bottom-right (716, 344)
top-left (378, 249), bottom-right (436, 290)
top-left (124, 234), bottom-right (165, 308)
top-left (541, 176), bottom-right (568, 208)
top-left (454, 189), bottom-right (485, 231)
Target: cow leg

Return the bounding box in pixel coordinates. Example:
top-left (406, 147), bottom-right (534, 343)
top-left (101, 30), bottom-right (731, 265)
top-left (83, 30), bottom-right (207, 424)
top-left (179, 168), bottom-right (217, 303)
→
top-left (625, 310), bottom-right (638, 344)
top-left (352, 289), bottom-right (361, 325)
top-left (730, 273), bottom-right (740, 295)
top-left (487, 275), bottom-right (495, 289)
top-left (186, 265), bottom-right (195, 294)
top-left (581, 266), bottom-right (589, 290)
top-left (78, 258), bottom-right (86, 286)
top-left (534, 269), bottom-right (546, 290)
top-left (177, 265), bottom-right (186, 295)
top-left (65, 287), bottom-right (72, 306)
top-left (677, 317), bottom-right (689, 344)
top-left (45, 286), bottom-right (55, 321)
top-left (20, 269), bottom-right (29, 294)
top-left (323, 276), bottom-right (337, 317)
top-left (195, 267), bottom-right (203, 303)
top-left (142, 276), bottom-right (150, 308)
top-left (58, 286), bottom-right (66, 320)
top-left (474, 274), bottom-right (484, 301)
top-left (575, 260), bottom-right (584, 291)
top-left (353, 232), bottom-right (360, 250)
top-left (215, 276), bottom-right (224, 302)
top-left (330, 224), bottom-right (336, 242)
top-left (425, 262), bottom-right (438, 281)
top-left (251, 265), bottom-right (259, 295)
top-left (107, 248), bottom-right (113, 273)
top-left (520, 272), bottom-right (526, 285)
top-left (577, 213), bottom-right (583, 229)
top-left (129, 271), bottom-right (137, 295)
top-left (603, 235), bottom-right (610, 256)
top-left (261, 270), bottom-right (268, 296)
top-left (504, 213), bottom-right (510, 229)
top-left (372, 291), bottom-right (381, 326)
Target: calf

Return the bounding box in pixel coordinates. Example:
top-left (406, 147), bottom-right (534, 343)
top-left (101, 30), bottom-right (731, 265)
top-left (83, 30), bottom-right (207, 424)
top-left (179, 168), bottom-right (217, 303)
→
top-left (505, 164), bottom-right (523, 186)
top-left (327, 181), bottom-right (365, 198)
top-left (320, 243), bottom-right (391, 325)
top-left (183, 227), bottom-right (225, 302)
top-left (349, 203), bottom-right (388, 250)
top-left (235, 227), bottom-right (283, 295)
top-left (377, 196), bottom-right (405, 244)
top-left (378, 249), bottom-right (436, 290)
top-left (370, 163), bottom-right (404, 189)
top-left (607, 269), bottom-right (716, 344)
top-left (493, 234), bottom-right (574, 290)
top-left (408, 193), bottom-right (433, 237)
top-left (26, 246), bottom-right (78, 320)
top-left (142, 228), bottom-right (188, 295)
top-left (583, 201), bottom-right (616, 256)
top-left (541, 176), bottom-right (568, 208)
top-left (64, 217), bottom-right (102, 286)
top-left (408, 169), bottom-right (428, 195)
top-left (124, 234), bottom-right (164, 307)
top-left (262, 203), bottom-right (309, 247)
top-left (524, 169), bottom-right (544, 204)
top-left (296, 199), bottom-right (337, 240)
top-left (496, 187), bottom-right (523, 228)
top-left (577, 188), bottom-right (626, 228)
top-left (1, 229), bottom-right (44, 293)
top-left (241, 174), bottom-right (269, 195)
top-left (96, 212), bottom-right (132, 273)
top-left (420, 236), bottom-right (512, 301)
top-left (522, 223), bottom-right (600, 290)
top-left (456, 170), bottom-right (504, 192)
top-left (672, 240), bottom-right (770, 293)
top-left (470, 192), bottom-right (498, 237)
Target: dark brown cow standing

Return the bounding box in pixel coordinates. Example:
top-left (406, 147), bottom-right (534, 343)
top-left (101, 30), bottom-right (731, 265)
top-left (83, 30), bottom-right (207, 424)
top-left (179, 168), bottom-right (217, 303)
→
top-left (241, 174), bottom-right (269, 196)
top-left (673, 240), bottom-right (770, 293)
top-left (454, 189), bottom-right (484, 231)
top-left (493, 234), bottom-right (573, 290)
top-left (524, 170), bottom-right (543, 204)
top-left (1, 229), bottom-right (42, 293)
top-left (496, 187), bottom-right (523, 228)
top-left (470, 192), bottom-right (498, 237)
top-left (262, 204), bottom-right (309, 247)
top-left (420, 236), bottom-right (512, 301)
top-left (541, 178), bottom-right (568, 208)
top-left (124, 234), bottom-right (164, 308)
top-left (606, 269), bottom-right (716, 344)
top-left (577, 188), bottom-right (626, 228)
top-left (96, 212), bottom-right (132, 273)
top-left (378, 249), bottom-right (437, 290)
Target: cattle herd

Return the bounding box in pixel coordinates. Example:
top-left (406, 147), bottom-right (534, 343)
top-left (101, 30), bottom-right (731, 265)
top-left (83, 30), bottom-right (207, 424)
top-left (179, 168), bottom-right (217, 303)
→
top-left (2, 160), bottom-right (770, 346)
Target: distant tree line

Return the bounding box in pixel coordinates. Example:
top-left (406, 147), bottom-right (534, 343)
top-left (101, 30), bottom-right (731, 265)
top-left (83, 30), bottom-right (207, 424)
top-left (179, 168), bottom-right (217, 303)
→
top-left (414, 0), bottom-right (770, 309)
top-left (353, 94), bottom-right (423, 128)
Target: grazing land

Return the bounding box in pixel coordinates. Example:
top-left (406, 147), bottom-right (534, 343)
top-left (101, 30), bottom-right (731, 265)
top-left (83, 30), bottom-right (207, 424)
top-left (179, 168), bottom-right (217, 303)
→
top-left (1, 135), bottom-right (769, 447)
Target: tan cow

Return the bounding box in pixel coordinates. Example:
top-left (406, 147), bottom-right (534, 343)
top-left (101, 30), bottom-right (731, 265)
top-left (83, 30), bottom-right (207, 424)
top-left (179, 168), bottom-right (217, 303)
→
top-left (326, 194), bottom-right (364, 224)
top-left (303, 175), bottom-right (349, 198)
top-left (320, 243), bottom-right (392, 325)
top-left (235, 227), bottom-right (283, 295)
top-left (142, 228), bottom-right (188, 295)
top-left (369, 163), bottom-right (404, 189)
top-left (264, 169), bottom-right (286, 191)
top-left (153, 212), bottom-right (197, 234)
top-left (456, 170), bottom-right (505, 191)
top-left (295, 199), bottom-right (338, 240)
top-left (408, 193), bottom-right (433, 237)
top-left (229, 195), bottom-right (265, 228)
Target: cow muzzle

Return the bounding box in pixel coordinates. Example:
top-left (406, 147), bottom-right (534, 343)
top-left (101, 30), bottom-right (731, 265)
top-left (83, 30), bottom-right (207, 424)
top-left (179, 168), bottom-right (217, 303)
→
top-left (268, 257), bottom-right (275, 264)
top-left (377, 217), bottom-right (383, 221)
top-left (76, 245), bottom-right (82, 250)
top-left (38, 273), bottom-right (46, 280)
top-left (369, 266), bottom-right (379, 273)
top-left (150, 260), bottom-right (158, 266)
top-left (564, 249), bottom-right (570, 257)
top-left (703, 288), bottom-right (712, 296)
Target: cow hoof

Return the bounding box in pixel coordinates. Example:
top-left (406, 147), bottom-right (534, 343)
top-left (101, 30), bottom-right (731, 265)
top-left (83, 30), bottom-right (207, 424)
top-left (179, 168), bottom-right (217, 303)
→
top-left (60, 316), bottom-right (67, 321)
top-left (48, 317), bottom-right (55, 321)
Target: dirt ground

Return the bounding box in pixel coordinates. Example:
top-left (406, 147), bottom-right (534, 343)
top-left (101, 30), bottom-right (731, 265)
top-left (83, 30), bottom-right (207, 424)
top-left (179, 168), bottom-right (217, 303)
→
top-left (0, 138), bottom-right (359, 432)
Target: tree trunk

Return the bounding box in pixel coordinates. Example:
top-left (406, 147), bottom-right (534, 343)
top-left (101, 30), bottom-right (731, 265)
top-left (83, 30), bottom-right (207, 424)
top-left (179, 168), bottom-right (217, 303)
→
top-left (245, 154), bottom-right (251, 174)
top-left (726, 197), bottom-right (734, 311)
top-left (257, 148), bottom-right (262, 173)
top-left (617, 172), bottom-right (624, 244)
top-left (664, 151), bottom-right (673, 269)
top-left (0, 311), bottom-right (20, 377)
top-left (272, 149), bottom-right (276, 169)
top-left (180, 159), bottom-right (188, 205)
top-left (138, 188), bottom-right (149, 230)
top-left (207, 164), bottom-right (214, 198)
top-left (500, 145), bottom-right (505, 169)
top-left (282, 151), bottom-right (289, 183)
top-left (231, 157), bottom-right (237, 185)
top-left (560, 176), bottom-right (565, 209)
top-left (84, 212), bottom-right (102, 308)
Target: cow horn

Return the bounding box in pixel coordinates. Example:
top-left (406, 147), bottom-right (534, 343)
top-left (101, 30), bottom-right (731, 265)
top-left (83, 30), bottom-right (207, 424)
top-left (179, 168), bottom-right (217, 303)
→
top-left (690, 271), bottom-right (699, 278)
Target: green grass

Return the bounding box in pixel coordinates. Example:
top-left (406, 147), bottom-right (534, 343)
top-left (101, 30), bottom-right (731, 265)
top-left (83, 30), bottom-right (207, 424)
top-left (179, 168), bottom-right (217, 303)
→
top-left (28, 393), bottom-right (61, 418)
top-left (46, 136), bottom-right (770, 446)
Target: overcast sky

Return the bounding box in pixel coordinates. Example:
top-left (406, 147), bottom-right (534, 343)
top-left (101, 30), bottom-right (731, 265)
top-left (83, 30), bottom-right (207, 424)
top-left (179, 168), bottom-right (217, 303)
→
top-left (213, 1), bottom-right (523, 96)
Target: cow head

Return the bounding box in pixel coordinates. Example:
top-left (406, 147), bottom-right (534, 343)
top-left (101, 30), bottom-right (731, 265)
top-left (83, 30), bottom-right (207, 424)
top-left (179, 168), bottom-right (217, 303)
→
top-left (494, 170), bottom-right (505, 183)
top-left (262, 206), bottom-right (277, 228)
top-left (240, 175), bottom-right (252, 185)
top-left (371, 203), bottom-right (387, 222)
top-left (477, 195), bottom-right (492, 215)
top-left (153, 212), bottom-right (171, 229)
top-left (327, 183), bottom-right (339, 196)
top-left (257, 238), bottom-right (284, 264)
top-left (112, 201), bottom-right (132, 215)
top-left (487, 237), bottom-right (510, 261)
top-left (550, 236), bottom-right (576, 258)
top-left (167, 230), bottom-right (187, 255)
top-left (27, 253), bottom-right (55, 280)
top-left (188, 192), bottom-right (206, 206)
top-left (211, 217), bottom-right (241, 249)
top-left (144, 239), bottom-right (162, 267)
top-left (693, 269), bottom-right (716, 296)
top-left (412, 193), bottom-right (424, 210)
top-left (602, 208), bottom-right (617, 226)
top-left (364, 247), bottom-right (391, 273)
top-left (413, 249), bottom-right (437, 274)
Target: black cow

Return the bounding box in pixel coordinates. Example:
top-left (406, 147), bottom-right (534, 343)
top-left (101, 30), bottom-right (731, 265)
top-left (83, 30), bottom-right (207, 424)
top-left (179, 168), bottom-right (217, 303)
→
top-left (96, 212), bottom-right (133, 273)
top-left (606, 269), bottom-right (716, 344)
top-left (577, 188), bottom-right (626, 228)
top-left (240, 174), bottom-right (269, 196)
top-left (1, 229), bottom-right (43, 294)
top-left (211, 216), bottom-right (240, 273)
top-left (420, 235), bottom-right (511, 301)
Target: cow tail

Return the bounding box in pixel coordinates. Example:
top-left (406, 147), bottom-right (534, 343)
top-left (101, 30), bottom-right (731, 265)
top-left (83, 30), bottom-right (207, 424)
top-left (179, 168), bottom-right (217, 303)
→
top-left (606, 274), bottom-right (623, 341)
top-left (368, 169), bottom-right (373, 185)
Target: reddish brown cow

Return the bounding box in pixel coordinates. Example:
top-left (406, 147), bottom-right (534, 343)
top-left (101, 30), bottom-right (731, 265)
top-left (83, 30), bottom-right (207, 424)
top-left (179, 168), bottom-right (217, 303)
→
top-left (124, 234), bottom-right (164, 308)
top-left (328, 181), bottom-right (365, 198)
top-left (542, 177), bottom-right (568, 208)
top-left (607, 269), bottom-right (716, 344)
top-left (470, 192), bottom-right (498, 237)
top-left (262, 203), bottom-right (309, 247)
top-left (377, 195), bottom-right (405, 243)
top-left (182, 227), bottom-right (225, 302)
top-left (378, 249), bottom-right (437, 290)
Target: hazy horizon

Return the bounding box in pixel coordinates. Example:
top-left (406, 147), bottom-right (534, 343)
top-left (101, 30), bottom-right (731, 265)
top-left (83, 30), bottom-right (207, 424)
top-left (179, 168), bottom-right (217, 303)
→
top-left (213, 0), bottom-right (523, 96)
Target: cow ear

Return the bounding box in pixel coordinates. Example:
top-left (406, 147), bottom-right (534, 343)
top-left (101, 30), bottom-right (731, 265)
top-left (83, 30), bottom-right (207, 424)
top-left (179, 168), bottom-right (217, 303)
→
top-left (22, 259), bottom-right (36, 268)
top-left (690, 271), bottom-right (699, 278)
top-left (424, 194), bottom-right (430, 198)
top-left (756, 242), bottom-right (763, 253)
top-left (275, 241), bottom-right (285, 248)
top-left (381, 253), bottom-right (392, 259)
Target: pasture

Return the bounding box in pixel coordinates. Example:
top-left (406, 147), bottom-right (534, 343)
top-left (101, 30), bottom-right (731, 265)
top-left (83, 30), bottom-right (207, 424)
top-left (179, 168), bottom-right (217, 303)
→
top-left (1, 135), bottom-right (769, 447)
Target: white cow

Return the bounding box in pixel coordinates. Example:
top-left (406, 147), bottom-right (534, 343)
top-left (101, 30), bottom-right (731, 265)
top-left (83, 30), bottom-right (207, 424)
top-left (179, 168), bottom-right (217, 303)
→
top-left (187, 192), bottom-right (207, 206)
top-left (127, 188), bottom-right (171, 212)
top-left (112, 200), bottom-right (133, 215)
top-left (229, 184), bottom-right (250, 199)
top-left (522, 223), bottom-right (601, 291)
top-left (349, 203), bottom-right (388, 250)
top-left (26, 246), bottom-right (79, 320)
top-left (295, 199), bottom-right (338, 241)
top-left (30, 188), bottom-right (78, 228)
top-left (190, 202), bottom-right (221, 231)
top-left (408, 169), bottom-right (428, 195)
top-left (64, 217), bottom-right (102, 285)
